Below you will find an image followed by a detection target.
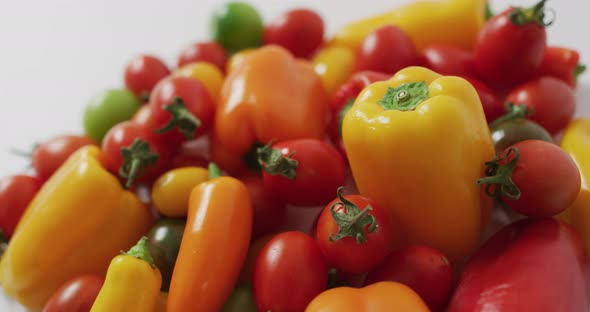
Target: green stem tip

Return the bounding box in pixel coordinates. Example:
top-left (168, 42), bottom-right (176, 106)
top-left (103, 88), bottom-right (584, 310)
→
top-left (256, 142), bottom-right (298, 180)
top-left (119, 138), bottom-right (159, 189)
top-left (329, 187), bottom-right (378, 244)
top-left (575, 64), bottom-right (586, 81)
top-left (208, 162), bottom-right (222, 179)
top-left (154, 96), bottom-right (201, 140)
top-left (489, 102), bottom-right (532, 129)
top-left (509, 0), bottom-right (552, 27)
top-left (125, 236), bottom-right (155, 266)
top-left (476, 147), bottom-right (521, 200)
top-left (378, 81), bottom-right (429, 111)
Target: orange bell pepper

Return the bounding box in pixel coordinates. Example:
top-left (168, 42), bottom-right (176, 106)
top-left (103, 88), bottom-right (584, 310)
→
top-left (167, 168), bottom-right (253, 312)
top-left (211, 45), bottom-right (329, 173)
top-left (305, 281), bottom-right (430, 312)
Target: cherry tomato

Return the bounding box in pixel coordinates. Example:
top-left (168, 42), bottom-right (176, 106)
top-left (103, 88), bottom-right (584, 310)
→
top-left (474, 1), bottom-right (548, 90)
top-left (42, 275), bottom-right (104, 312)
top-left (132, 105), bottom-right (154, 128)
top-left (151, 167), bottom-right (209, 217)
top-left (364, 245), bottom-right (454, 312)
top-left (210, 2), bottom-right (263, 53)
top-left (32, 135), bottom-right (97, 181)
top-left (177, 41), bottom-right (228, 72)
top-left (478, 140), bottom-right (581, 218)
top-left (0, 175), bottom-right (42, 239)
top-left (101, 121), bottom-right (171, 187)
top-left (124, 54), bottom-right (170, 100)
top-left (537, 46), bottom-right (584, 87)
top-left (263, 9), bottom-right (324, 58)
top-left (316, 188), bottom-right (394, 274)
top-left (253, 231), bottom-right (328, 312)
top-left (170, 137), bottom-right (210, 169)
top-left (490, 105), bottom-right (553, 154)
top-left (238, 234), bottom-right (275, 285)
top-left (505, 76), bottom-right (576, 134)
top-left (84, 89), bottom-right (141, 143)
top-left (462, 77), bottom-right (503, 124)
top-left (149, 76), bottom-right (215, 147)
top-left (258, 139), bottom-right (347, 206)
top-left (147, 218), bottom-right (186, 291)
top-left (423, 44), bottom-right (477, 78)
top-left (354, 25), bottom-right (418, 75)
top-left (240, 173), bottom-right (286, 238)
top-left (221, 285), bottom-right (257, 312)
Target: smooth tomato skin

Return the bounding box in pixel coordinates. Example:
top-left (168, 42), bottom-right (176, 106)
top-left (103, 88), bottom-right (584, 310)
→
top-left (32, 135), bottom-right (97, 181)
top-left (149, 76), bottom-right (215, 147)
top-left (423, 44), bottom-right (477, 78)
top-left (536, 46), bottom-right (581, 87)
top-left (498, 140), bottom-right (580, 218)
top-left (42, 275), bottom-right (104, 312)
top-left (124, 54), bottom-right (170, 98)
top-left (316, 195), bottom-right (393, 274)
top-left (263, 9), bottom-right (324, 58)
top-left (462, 77), bottom-right (503, 124)
top-left (253, 231), bottom-right (328, 312)
top-left (177, 41), bottom-right (228, 72)
top-left (354, 25), bottom-right (418, 74)
top-left (474, 8), bottom-right (546, 90)
top-left (505, 76), bottom-right (576, 134)
top-left (262, 139), bottom-right (347, 207)
top-left (240, 173), bottom-right (286, 239)
top-left (364, 245), bottom-right (454, 312)
top-left (238, 234), bottom-right (275, 285)
top-left (132, 104), bottom-right (154, 128)
top-left (0, 175), bottom-right (42, 239)
top-left (170, 137), bottom-right (210, 169)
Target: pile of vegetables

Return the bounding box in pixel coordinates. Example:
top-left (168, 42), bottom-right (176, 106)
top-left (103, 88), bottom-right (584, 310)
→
top-left (0, 0), bottom-right (588, 311)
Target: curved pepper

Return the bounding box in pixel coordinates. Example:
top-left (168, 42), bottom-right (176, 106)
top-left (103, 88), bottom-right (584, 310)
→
top-left (167, 175), bottom-right (252, 312)
top-left (343, 66), bottom-right (494, 262)
top-left (0, 146), bottom-right (153, 311)
top-left (90, 237), bottom-right (162, 312)
top-left (331, 0), bottom-right (486, 51)
top-left (211, 45), bottom-right (329, 173)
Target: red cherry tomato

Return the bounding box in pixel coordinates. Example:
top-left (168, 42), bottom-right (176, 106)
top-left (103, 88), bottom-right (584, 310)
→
top-left (124, 55), bottom-right (170, 99)
top-left (238, 234), bottom-right (275, 286)
top-left (170, 136), bottom-right (210, 169)
top-left (240, 173), bottom-right (286, 239)
top-left (315, 188), bottom-right (394, 274)
top-left (0, 175), bottom-right (42, 239)
top-left (32, 135), bottom-right (97, 181)
top-left (474, 1), bottom-right (548, 90)
top-left (253, 231), bottom-right (328, 312)
top-left (536, 46), bottom-right (584, 88)
top-left (258, 139), bottom-right (346, 207)
top-left (263, 9), bottom-right (324, 58)
top-left (149, 76), bottom-right (215, 147)
top-left (42, 275), bottom-right (104, 312)
top-left (505, 76), bottom-right (576, 134)
top-left (364, 245), bottom-right (455, 312)
top-left (478, 140), bottom-right (581, 218)
top-left (423, 44), bottom-right (477, 78)
top-left (462, 77), bottom-right (503, 124)
top-left (132, 105), bottom-right (154, 128)
top-left (354, 25), bottom-right (418, 74)
top-left (177, 41), bottom-right (228, 72)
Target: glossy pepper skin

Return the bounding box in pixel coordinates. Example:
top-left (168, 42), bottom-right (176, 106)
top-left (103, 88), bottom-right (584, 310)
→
top-left (305, 281), bottom-right (430, 312)
top-left (90, 237), bottom-right (162, 312)
top-left (331, 0), bottom-right (486, 51)
top-left (211, 45), bottom-right (329, 173)
top-left (0, 146), bottom-right (153, 311)
top-left (167, 176), bottom-right (253, 312)
top-left (343, 66), bottom-right (494, 262)
top-left (448, 218), bottom-right (586, 312)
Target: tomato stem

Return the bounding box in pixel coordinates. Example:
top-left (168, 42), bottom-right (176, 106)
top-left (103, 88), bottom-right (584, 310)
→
top-left (329, 187), bottom-right (377, 244)
top-left (509, 0), bottom-right (551, 27)
top-left (256, 142), bottom-right (298, 179)
top-left (489, 103), bottom-right (532, 129)
top-left (477, 147), bottom-right (521, 200)
top-left (125, 236), bottom-right (156, 267)
top-left (119, 138), bottom-right (159, 189)
top-left (575, 64), bottom-right (586, 81)
top-left (208, 162), bottom-right (222, 179)
top-left (485, 1), bottom-right (494, 20)
top-left (154, 97), bottom-right (201, 140)
top-left (378, 81), bottom-right (429, 111)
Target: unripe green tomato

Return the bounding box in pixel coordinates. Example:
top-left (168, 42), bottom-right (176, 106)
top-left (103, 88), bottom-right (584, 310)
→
top-left (210, 2), bottom-right (263, 53)
top-left (83, 89), bottom-right (141, 143)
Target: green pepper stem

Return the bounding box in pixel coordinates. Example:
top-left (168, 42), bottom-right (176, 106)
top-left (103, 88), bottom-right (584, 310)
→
top-left (378, 82), bottom-right (429, 111)
top-left (125, 236), bottom-right (156, 267)
top-left (208, 162), bottom-right (222, 179)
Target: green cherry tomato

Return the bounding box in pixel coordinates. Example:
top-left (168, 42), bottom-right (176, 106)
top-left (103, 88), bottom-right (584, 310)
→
top-left (83, 89), bottom-right (141, 143)
top-left (210, 2), bottom-right (263, 53)
top-left (221, 285), bottom-right (257, 312)
top-left (491, 119), bottom-right (553, 154)
top-left (147, 218), bottom-right (186, 291)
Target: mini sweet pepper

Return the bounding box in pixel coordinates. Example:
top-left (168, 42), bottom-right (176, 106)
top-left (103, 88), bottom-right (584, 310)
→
top-left (343, 66), bottom-right (494, 262)
top-left (0, 146), bottom-right (153, 311)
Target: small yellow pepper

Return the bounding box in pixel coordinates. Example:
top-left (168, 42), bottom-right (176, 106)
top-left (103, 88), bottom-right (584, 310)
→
top-left (173, 62), bottom-right (225, 102)
top-left (90, 237), bottom-right (162, 312)
top-left (312, 45), bottom-right (356, 97)
top-left (151, 166), bottom-right (210, 217)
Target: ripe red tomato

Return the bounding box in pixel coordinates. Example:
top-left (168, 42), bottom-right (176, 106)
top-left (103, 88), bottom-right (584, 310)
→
top-left (240, 173), bottom-right (286, 239)
top-left (505, 76), bottom-right (576, 134)
top-left (536, 46), bottom-right (583, 88)
top-left (258, 139), bottom-right (346, 206)
top-left (132, 105), bottom-right (154, 128)
top-left (32, 135), bottom-right (97, 181)
top-left (478, 140), bottom-right (581, 218)
top-left (462, 77), bottom-right (503, 124)
top-left (354, 25), bottom-right (418, 74)
top-left (149, 76), bottom-right (215, 147)
top-left (364, 245), bottom-right (455, 312)
top-left (124, 55), bottom-right (170, 99)
top-left (177, 41), bottom-right (228, 72)
top-left (253, 231), bottom-right (328, 312)
top-left (474, 2), bottom-right (548, 90)
top-left (0, 175), bottom-right (42, 239)
top-left (263, 9), bottom-right (324, 58)
top-left (238, 234), bottom-right (275, 286)
top-left (315, 188), bottom-right (394, 273)
top-left (170, 136), bottom-right (210, 169)
top-left (42, 275), bottom-right (104, 312)
top-left (423, 44), bottom-right (477, 78)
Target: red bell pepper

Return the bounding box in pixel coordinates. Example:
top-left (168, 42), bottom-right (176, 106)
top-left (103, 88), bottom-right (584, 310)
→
top-left (537, 46), bottom-right (585, 88)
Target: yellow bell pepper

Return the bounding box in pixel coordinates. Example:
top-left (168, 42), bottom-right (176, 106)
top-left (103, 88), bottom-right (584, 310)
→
top-left (312, 45), bottom-right (356, 97)
top-left (343, 67), bottom-right (494, 262)
top-left (331, 0), bottom-right (486, 51)
top-left (557, 118), bottom-right (590, 251)
top-left (90, 237), bottom-right (162, 312)
top-left (0, 146), bottom-right (153, 311)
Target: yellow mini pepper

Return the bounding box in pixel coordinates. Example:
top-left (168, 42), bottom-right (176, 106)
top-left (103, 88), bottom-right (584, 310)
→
top-left (343, 67), bottom-right (494, 262)
top-left (312, 45), bottom-right (356, 97)
top-left (90, 237), bottom-right (162, 312)
top-left (331, 0), bottom-right (486, 51)
top-left (0, 146), bottom-right (153, 311)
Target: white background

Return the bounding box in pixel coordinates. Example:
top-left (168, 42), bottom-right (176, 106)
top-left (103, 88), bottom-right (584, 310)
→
top-left (0, 0), bottom-right (589, 310)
